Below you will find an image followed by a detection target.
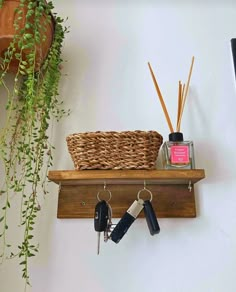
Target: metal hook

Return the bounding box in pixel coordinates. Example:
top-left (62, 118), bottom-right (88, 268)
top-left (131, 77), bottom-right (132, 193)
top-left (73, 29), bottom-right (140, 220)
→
top-left (188, 181), bottom-right (192, 192)
top-left (137, 181), bottom-right (153, 202)
top-left (144, 180), bottom-right (147, 190)
top-left (97, 182), bottom-right (112, 202)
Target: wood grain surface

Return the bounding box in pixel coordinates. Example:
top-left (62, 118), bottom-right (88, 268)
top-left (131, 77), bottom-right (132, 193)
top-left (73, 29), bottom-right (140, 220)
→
top-left (57, 184), bottom-right (196, 218)
top-left (48, 169), bottom-right (205, 185)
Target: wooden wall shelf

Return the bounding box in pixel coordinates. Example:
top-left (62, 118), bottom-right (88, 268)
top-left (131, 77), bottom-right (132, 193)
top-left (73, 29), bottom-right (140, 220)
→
top-left (48, 169), bottom-right (205, 219)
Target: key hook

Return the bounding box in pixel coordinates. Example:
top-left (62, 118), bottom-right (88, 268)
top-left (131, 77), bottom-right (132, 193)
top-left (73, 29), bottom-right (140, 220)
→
top-left (97, 181), bottom-right (112, 202)
top-left (188, 181), bottom-right (192, 192)
top-left (144, 180), bottom-right (147, 190)
top-left (137, 181), bottom-right (153, 202)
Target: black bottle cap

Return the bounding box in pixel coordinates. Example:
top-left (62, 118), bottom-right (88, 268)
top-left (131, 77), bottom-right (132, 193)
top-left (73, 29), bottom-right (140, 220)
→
top-left (169, 132), bottom-right (184, 142)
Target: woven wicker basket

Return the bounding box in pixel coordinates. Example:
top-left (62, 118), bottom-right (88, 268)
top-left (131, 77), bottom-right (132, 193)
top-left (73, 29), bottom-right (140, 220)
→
top-left (66, 130), bottom-right (163, 170)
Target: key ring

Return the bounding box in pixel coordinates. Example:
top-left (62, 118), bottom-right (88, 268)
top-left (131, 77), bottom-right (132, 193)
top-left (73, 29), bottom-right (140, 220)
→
top-left (97, 182), bottom-right (112, 202)
top-left (137, 181), bottom-right (153, 202)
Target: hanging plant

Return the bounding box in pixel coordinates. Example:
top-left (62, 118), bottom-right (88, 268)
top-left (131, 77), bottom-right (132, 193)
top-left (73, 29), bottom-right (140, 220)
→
top-left (0, 0), bottom-right (69, 288)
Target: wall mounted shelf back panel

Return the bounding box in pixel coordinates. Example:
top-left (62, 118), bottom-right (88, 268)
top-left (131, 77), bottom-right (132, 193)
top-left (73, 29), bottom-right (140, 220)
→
top-left (48, 169), bottom-right (205, 218)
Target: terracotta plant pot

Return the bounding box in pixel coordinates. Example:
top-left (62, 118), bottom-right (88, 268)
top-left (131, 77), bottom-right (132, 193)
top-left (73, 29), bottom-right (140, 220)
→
top-left (0, 0), bottom-right (54, 72)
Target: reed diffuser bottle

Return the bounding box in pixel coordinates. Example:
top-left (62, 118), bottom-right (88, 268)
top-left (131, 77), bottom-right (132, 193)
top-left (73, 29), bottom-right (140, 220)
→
top-left (162, 132), bottom-right (195, 169)
top-left (148, 56), bottom-right (196, 169)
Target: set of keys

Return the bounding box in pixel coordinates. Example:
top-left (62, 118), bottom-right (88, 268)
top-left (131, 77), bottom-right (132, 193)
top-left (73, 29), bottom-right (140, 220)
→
top-left (110, 186), bottom-right (160, 243)
top-left (94, 186), bottom-right (115, 254)
top-left (94, 183), bottom-right (160, 254)
top-left (94, 199), bottom-right (114, 254)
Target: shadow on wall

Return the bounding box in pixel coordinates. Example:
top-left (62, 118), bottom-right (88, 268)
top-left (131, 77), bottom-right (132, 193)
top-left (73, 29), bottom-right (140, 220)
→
top-left (0, 74), bottom-right (15, 125)
top-left (231, 38), bottom-right (236, 79)
top-left (0, 74), bottom-right (15, 172)
top-left (183, 90), bottom-right (230, 185)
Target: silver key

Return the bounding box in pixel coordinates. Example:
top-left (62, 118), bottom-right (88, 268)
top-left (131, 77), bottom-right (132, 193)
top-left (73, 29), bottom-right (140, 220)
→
top-left (97, 232), bottom-right (101, 254)
top-left (104, 203), bottom-right (113, 242)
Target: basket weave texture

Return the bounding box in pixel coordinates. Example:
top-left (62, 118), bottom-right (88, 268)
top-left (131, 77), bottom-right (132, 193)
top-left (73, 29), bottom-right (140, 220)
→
top-left (66, 131), bottom-right (163, 170)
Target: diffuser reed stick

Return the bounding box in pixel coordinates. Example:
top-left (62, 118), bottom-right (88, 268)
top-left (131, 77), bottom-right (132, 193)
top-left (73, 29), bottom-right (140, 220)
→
top-left (148, 62), bottom-right (174, 133)
top-left (176, 81), bottom-right (182, 130)
top-left (177, 56), bottom-right (194, 131)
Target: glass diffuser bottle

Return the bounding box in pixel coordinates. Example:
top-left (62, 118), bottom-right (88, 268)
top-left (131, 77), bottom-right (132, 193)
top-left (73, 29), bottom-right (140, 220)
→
top-left (162, 132), bottom-right (195, 169)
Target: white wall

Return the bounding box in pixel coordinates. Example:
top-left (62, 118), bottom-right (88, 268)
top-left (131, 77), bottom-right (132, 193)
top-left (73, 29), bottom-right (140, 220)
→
top-left (1, 1), bottom-right (236, 291)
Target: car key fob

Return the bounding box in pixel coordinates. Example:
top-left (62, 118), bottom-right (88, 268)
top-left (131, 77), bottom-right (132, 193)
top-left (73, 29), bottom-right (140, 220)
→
top-left (94, 200), bottom-right (109, 255)
top-left (143, 200), bottom-right (160, 235)
top-left (94, 200), bottom-right (108, 232)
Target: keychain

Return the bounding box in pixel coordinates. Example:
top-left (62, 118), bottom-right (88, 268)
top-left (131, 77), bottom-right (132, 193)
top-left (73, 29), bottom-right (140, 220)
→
top-left (110, 199), bottom-right (144, 243)
top-left (137, 182), bottom-right (160, 235)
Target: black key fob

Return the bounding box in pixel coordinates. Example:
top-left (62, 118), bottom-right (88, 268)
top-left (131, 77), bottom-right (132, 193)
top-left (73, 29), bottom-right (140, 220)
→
top-left (143, 200), bottom-right (160, 235)
top-left (110, 199), bottom-right (144, 243)
top-left (110, 212), bottom-right (135, 243)
top-left (94, 200), bottom-right (108, 232)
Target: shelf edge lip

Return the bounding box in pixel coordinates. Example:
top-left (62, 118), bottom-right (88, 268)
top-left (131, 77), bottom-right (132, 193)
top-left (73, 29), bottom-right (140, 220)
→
top-left (48, 169), bottom-right (205, 184)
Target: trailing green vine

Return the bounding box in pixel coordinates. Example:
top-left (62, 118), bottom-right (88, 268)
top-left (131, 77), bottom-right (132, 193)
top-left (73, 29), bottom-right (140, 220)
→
top-left (0, 0), bottom-right (69, 289)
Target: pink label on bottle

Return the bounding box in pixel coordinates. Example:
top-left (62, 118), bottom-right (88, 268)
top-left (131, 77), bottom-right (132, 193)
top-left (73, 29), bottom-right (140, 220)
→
top-left (170, 145), bottom-right (189, 164)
